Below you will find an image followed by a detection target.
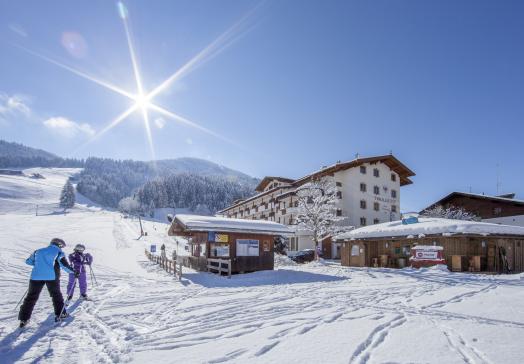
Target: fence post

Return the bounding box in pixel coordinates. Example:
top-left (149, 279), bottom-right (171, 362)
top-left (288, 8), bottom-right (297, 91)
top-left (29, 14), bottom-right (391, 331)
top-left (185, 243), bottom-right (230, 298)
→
top-left (228, 260), bottom-right (231, 279)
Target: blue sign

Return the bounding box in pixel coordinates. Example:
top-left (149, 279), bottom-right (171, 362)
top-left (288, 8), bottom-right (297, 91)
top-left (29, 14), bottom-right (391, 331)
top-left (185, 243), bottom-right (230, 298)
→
top-left (208, 231), bottom-right (216, 242)
top-left (402, 216), bottom-right (419, 225)
top-left (150, 244), bottom-right (157, 253)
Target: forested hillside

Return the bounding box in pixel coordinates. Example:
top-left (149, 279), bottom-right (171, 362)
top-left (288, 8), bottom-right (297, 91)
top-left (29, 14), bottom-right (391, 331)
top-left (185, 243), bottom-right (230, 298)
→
top-left (76, 157), bottom-right (257, 213)
top-left (132, 173), bottom-right (255, 215)
top-left (0, 139), bottom-right (83, 168)
top-left (1, 140), bottom-right (258, 213)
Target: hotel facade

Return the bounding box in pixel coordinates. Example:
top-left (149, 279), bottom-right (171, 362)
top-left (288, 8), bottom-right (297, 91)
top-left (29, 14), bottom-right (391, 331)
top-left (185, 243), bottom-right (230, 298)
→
top-left (218, 155), bottom-right (415, 258)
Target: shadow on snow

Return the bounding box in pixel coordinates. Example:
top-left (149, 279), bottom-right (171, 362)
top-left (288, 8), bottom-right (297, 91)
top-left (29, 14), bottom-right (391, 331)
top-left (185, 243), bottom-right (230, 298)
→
top-left (0, 299), bottom-right (82, 363)
top-left (180, 268), bottom-right (347, 288)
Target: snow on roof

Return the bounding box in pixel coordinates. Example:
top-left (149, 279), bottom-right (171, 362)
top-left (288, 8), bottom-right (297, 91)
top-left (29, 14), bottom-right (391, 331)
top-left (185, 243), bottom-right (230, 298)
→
top-left (335, 217), bottom-right (524, 240)
top-left (170, 214), bottom-right (293, 235)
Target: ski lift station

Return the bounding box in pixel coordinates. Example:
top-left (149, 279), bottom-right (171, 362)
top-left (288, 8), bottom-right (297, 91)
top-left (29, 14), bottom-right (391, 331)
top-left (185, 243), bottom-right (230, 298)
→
top-left (335, 216), bottom-right (524, 273)
top-left (167, 214), bottom-right (292, 275)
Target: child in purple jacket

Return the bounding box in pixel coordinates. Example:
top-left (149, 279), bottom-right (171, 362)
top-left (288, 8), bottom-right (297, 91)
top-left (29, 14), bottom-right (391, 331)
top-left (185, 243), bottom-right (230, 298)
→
top-left (66, 244), bottom-right (93, 300)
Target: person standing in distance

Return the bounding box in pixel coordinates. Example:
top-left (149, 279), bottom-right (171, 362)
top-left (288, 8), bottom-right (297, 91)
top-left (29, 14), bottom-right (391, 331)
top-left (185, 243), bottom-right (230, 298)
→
top-left (18, 238), bottom-right (76, 327)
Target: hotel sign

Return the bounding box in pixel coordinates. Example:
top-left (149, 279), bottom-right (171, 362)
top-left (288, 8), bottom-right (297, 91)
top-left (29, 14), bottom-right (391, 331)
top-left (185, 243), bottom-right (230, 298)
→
top-left (374, 196), bottom-right (396, 204)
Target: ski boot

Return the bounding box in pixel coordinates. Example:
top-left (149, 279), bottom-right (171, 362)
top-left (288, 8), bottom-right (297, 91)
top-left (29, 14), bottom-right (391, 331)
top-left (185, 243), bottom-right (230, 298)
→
top-left (19, 320), bottom-right (28, 328)
top-left (55, 311), bottom-right (69, 322)
top-left (67, 295), bottom-right (73, 301)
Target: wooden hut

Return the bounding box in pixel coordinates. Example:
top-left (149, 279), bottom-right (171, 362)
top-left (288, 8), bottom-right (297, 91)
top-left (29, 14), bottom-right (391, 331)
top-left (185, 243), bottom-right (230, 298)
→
top-left (167, 214), bottom-right (292, 275)
top-left (336, 217), bottom-right (524, 273)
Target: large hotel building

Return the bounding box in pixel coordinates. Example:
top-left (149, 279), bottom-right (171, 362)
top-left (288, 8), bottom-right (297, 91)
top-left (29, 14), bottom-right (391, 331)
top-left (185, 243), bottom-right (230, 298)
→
top-left (218, 155), bottom-right (415, 258)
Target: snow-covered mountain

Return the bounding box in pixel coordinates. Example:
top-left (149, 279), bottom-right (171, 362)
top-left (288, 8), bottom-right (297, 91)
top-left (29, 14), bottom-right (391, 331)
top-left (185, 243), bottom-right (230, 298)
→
top-left (155, 158), bottom-right (258, 186)
top-left (1, 140), bottom-right (259, 211)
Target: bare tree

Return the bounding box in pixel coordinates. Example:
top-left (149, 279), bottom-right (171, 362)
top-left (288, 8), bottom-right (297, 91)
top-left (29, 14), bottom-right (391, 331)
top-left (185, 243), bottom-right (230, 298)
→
top-left (295, 178), bottom-right (347, 259)
top-left (420, 205), bottom-right (480, 221)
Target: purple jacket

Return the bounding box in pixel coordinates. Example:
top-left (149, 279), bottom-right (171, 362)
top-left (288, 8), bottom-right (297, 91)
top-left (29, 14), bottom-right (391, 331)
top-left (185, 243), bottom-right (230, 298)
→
top-left (68, 251), bottom-right (93, 273)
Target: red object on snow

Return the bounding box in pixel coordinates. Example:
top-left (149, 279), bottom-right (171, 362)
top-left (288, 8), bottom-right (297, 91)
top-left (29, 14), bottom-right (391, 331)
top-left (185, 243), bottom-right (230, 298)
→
top-left (410, 245), bottom-right (445, 268)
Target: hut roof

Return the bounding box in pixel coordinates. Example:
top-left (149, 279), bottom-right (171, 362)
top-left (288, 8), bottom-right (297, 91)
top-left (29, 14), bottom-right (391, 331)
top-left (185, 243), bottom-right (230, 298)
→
top-left (335, 217), bottom-right (524, 240)
top-left (168, 214), bottom-right (293, 236)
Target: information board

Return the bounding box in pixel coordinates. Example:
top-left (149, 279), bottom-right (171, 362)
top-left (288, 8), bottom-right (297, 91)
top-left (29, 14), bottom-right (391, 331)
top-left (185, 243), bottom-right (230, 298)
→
top-left (236, 239), bottom-right (259, 256)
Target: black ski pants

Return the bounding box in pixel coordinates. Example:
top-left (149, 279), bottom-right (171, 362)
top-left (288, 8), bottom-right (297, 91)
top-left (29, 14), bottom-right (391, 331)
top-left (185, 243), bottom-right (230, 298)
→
top-left (18, 279), bottom-right (65, 321)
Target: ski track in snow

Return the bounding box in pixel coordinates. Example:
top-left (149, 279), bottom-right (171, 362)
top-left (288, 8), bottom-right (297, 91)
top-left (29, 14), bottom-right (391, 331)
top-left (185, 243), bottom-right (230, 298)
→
top-left (0, 168), bottom-right (523, 363)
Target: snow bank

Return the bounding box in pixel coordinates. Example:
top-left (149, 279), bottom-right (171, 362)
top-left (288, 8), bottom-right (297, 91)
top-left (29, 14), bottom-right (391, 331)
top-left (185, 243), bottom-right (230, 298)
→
top-left (274, 254), bottom-right (297, 267)
top-left (336, 217), bottom-right (524, 239)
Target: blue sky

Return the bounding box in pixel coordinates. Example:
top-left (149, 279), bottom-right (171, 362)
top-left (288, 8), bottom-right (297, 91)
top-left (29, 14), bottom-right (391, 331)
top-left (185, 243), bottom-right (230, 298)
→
top-left (0, 0), bottom-right (523, 211)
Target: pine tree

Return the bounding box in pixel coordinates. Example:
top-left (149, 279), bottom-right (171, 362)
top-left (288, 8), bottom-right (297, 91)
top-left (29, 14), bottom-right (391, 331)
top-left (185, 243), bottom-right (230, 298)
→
top-left (59, 180), bottom-right (75, 211)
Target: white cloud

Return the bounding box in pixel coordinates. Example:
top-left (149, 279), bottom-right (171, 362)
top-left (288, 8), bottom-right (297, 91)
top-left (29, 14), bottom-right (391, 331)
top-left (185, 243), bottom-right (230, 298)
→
top-left (154, 117), bottom-right (165, 129)
top-left (43, 116), bottom-right (95, 138)
top-left (0, 93), bottom-right (31, 117)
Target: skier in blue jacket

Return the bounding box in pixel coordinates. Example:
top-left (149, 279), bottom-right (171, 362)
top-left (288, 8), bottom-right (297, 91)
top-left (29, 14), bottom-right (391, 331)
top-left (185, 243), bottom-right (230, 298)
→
top-left (18, 238), bottom-right (76, 327)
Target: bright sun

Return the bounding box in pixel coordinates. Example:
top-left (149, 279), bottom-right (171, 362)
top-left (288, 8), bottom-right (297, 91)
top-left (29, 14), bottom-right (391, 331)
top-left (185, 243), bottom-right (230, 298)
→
top-left (134, 93), bottom-right (149, 110)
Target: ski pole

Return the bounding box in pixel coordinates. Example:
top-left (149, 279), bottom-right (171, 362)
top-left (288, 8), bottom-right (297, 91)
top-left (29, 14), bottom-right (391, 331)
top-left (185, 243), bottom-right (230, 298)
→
top-left (58, 278), bottom-right (77, 320)
top-left (14, 288), bottom-right (29, 312)
top-left (89, 265), bottom-right (98, 286)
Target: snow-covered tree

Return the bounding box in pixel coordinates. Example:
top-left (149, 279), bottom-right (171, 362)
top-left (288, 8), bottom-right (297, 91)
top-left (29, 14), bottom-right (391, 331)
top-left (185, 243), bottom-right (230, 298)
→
top-left (274, 236), bottom-right (288, 255)
top-left (59, 180), bottom-right (75, 211)
top-left (420, 205), bottom-right (480, 221)
top-left (295, 178), bottom-right (346, 259)
top-left (118, 196), bottom-right (141, 215)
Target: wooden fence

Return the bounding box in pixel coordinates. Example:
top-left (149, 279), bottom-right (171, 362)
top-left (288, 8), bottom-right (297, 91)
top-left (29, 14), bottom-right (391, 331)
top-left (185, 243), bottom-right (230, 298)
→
top-left (207, 258), bottom-right (232, 278)
top-left (145, 250), bottom-right (183, 279)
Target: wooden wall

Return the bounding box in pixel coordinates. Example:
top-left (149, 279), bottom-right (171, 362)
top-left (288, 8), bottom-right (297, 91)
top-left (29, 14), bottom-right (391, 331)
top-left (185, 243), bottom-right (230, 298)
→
top-left (341, 236), bottom-right (524, 273)
top-left (183, 231), bottom-right (275, 273)
top-left (439, 195), bottom-right (524, 219)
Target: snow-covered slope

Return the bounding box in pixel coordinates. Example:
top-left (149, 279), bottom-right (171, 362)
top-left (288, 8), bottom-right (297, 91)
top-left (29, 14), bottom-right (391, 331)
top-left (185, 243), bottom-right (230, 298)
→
top-left (0, 169), bottom-right (523, 363)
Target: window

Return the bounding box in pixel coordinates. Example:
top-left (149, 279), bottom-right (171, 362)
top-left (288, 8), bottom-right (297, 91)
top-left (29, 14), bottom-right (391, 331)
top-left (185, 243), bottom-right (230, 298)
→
top-left (360, 183), bottom-right (367, 192)
top-left (336, 191), bottom-right (342, 199)
top-left (374, 218), bottom-right (380, 224)
top-left (493, 207), bottom-right (502, 215)
top-left (294, 201), bottom-right (298, 207)
top-left (336, 209), bottom-right (342, 216)
top-left (392, 205), bottom-right (397, 213)
top-left (373, 186), bottom-right (380, 195)
top-left (391, 173), bottom-right (396, 182)
top-left (373, 168), bottom-right (379, 177)
top-left (360, 166), bottom-right (367, 174)
top-left (360, 200), bottom-right (367, 209)
top-left (391, 190), bottom-right (397, 198)
top-left (336, 181), bottom-right (342, 187)
top-left (351, 245), bottom-right (360, 256)
top-left (374, 202), bottom-right (379, 211)
top-left (360, 217), bottom-right (367, 226)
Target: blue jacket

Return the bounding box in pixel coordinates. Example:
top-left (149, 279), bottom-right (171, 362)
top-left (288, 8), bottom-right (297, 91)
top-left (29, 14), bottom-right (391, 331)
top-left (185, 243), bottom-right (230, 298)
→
top-left (26, 244), bottom-right (74, 280)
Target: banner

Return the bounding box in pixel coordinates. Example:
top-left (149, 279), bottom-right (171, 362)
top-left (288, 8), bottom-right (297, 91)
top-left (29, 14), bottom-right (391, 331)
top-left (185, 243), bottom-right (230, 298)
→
top-left (415, 251), bottom-right (438, 260)
top-left (215, 234), bottom-right (229, 243)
